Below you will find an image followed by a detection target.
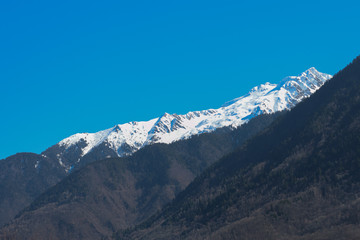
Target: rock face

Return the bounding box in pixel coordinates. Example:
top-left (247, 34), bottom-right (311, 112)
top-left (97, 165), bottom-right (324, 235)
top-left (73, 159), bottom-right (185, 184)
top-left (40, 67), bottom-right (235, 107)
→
top-left (43, 68), bottom-right (332, 171)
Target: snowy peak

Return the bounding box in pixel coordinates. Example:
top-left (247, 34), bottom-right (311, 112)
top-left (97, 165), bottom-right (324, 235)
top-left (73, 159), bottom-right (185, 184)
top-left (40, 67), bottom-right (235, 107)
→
top-left (150, 113), bottom-right (184, 134)
top-left (48, 68), bottom-right (332, 170)
top-left (279, 67), bottom-right (331, 90)
top-left (250, 82), bottom-right (277, 94)
top-left (303, 67), bottom-right (329, 80)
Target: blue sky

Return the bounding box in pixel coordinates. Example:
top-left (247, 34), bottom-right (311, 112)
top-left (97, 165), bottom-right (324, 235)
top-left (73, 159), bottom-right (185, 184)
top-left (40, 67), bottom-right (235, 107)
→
top-left (1, 0), bottom-right (359, 159)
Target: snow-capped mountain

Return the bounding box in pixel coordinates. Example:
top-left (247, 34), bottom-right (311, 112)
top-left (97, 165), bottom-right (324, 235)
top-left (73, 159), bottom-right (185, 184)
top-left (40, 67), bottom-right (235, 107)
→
top-left (43, 67), bottom-right (331, 171)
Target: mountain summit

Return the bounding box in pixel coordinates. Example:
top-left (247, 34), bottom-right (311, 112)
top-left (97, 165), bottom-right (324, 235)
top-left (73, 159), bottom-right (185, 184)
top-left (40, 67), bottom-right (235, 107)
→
top-left (43, 68), bottom-right (331, 171)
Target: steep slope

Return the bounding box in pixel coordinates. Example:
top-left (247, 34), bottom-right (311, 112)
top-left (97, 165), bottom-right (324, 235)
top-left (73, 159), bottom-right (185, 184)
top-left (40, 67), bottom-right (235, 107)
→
top-left (115, 57), bottom-right (360, 240)
top-left (0, 113), bottom-right (281, 240)
top-left (43, 68), bottom-right (331, 171)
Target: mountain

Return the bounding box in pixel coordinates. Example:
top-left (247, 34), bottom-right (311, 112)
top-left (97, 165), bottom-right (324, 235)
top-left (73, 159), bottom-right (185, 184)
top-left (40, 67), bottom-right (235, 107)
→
top-left (0, 153), bottom-right (66, 227)
top-left (0, 67), bottom-right (330, 230)
top-left (43, 67), bottom-right (331, 172)
top-left (0, 113), bottom-right (281, 240)
top-left (115, 56), bottom-right (360, 240)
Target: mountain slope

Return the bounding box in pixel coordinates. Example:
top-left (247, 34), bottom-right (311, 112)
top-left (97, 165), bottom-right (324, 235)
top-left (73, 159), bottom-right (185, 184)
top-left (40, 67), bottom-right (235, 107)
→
top-left (43, 68), bottom-right (331, 171)
top-left (0, 67), bottom-right (330, 230)
top-left (0, 153), bottom-right (64, 228)
top-left (0, 113), bottom-right (281, 240)
top-left (115, 57), bottom-right (360, 240)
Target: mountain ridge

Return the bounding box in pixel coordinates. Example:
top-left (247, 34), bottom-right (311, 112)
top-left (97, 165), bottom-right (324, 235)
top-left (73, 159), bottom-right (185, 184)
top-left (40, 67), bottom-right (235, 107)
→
top-left (44, 67), bottom-right (331, 172)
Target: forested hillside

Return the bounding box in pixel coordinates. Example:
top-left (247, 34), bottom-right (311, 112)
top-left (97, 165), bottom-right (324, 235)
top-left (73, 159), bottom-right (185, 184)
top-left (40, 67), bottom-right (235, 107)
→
top-left (116, 57), bottom-right (360, 240)
top-left (0, 113), bottom-right (280, 240)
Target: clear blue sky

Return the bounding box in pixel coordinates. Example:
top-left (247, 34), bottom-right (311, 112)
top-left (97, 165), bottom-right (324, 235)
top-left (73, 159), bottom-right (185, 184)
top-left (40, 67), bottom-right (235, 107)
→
top-left (1, 0), bottom-right (359, 159)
